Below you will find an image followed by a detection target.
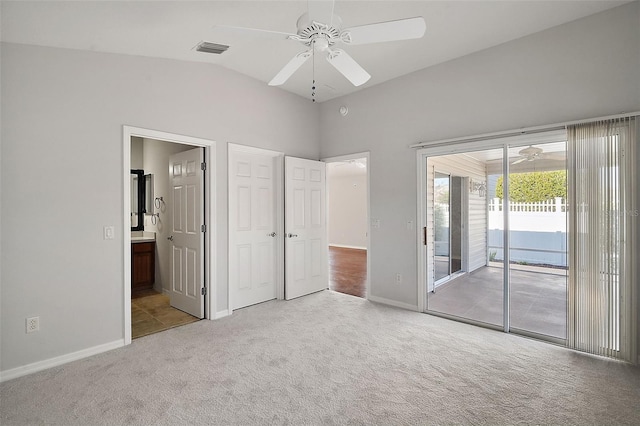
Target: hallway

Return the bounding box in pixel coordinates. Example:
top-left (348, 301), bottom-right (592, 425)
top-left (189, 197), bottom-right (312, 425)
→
top-left (329, 246), bottom-right (367, 298)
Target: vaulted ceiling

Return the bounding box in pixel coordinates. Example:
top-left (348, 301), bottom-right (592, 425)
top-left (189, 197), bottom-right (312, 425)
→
top-left (1, 1), bottom-right (629, 102)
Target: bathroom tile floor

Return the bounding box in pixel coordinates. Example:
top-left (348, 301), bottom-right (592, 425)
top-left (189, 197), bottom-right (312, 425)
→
top-left (131, 290), bottom-right (200, 339)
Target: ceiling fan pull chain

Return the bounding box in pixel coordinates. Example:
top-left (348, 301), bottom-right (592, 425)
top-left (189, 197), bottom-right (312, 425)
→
top-left (311, 45), bottom-right (316, 102)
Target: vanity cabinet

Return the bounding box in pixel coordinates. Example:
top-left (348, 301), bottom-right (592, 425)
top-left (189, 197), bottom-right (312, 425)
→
top-left (131, 241), bottom-right (155, 292)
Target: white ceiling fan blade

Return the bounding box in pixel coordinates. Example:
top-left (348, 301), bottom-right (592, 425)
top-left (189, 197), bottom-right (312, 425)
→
top-left (308, 0), bottom-right (335, 25)
top-left (541, 152), bottom-right (566, 161)
top-left (341, 17), bottom-right (426, 45)
top-left (511, 157), bottom-right (527, 165)
top-left (213, 25), bottom-right (297, 41)
top-left (326, 49), bottom-right (371, 86)
top-left (268, 50), bottom-right (312, 86)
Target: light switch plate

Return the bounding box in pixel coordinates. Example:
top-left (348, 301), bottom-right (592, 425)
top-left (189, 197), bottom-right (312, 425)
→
top-left (103, 226), bottom-right (115, 240)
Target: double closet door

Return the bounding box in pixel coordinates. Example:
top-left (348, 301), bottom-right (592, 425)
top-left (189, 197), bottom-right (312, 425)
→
top-left (228, 146), bottom-right (327, 310)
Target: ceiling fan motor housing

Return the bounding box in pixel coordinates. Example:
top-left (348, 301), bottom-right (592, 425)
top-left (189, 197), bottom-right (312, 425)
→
top-left (295, 13), bottom-right (343, 48)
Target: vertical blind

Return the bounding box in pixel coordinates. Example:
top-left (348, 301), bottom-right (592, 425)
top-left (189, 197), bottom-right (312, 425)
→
top-left (567, 117), bottom-right (637, 362)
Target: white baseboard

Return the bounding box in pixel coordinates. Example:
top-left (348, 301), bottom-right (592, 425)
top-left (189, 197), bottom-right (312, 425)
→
top-left (0, 339), bottom-right (125, 383)
top-left (328, 244), bottom-right (367, 250)
top-left (368, 295), bottom-right (419, 312)
top-left (214, 309), bottom-right (230, 319)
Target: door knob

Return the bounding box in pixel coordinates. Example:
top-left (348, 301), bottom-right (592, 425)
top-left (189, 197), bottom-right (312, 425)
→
top-left (287, 233), bottom-right (298, 238)
top-left (267, 232), bottom-right (276, 237)
top-left (167, 235), bottom-right (174, 241)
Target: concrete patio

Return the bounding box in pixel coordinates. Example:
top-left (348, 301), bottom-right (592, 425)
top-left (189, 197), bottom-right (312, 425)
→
top-left (428, 265), bottom-right (567, 339)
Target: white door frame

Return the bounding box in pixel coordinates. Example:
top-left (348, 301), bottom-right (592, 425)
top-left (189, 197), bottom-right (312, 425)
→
top-left (227, 143), bottom-right (285, 314)
top-left (123, 126), bottom-right (216, 345)
top-left (321, 152), bottom-right (371, 300)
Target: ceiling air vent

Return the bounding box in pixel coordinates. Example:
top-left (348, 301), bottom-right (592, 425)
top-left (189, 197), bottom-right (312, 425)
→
top-left (195, 42), bottom-right (229, 55)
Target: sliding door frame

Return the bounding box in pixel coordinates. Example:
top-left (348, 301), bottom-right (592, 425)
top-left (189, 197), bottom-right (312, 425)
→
top-left (416, 130), bottom-right (568, 342)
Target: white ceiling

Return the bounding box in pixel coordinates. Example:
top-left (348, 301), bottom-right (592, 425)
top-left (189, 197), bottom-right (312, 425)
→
top-left (1, 1), bottom-right (629, 102)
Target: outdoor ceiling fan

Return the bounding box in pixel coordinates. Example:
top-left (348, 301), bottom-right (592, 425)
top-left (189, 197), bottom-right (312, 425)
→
top-left (214, 0), bottom-right (426, 87)
top-left (511, 146), bottom-right (565, 165)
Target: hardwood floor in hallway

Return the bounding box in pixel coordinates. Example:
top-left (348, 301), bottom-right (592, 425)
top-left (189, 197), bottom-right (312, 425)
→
top-left (329, 246), bottom-right (367, 298)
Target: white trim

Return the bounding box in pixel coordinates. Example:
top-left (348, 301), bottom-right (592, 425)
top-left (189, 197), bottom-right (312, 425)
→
top-left (368, 295), bottom-right (419, 312)
top-left (416, 152), bottom-right (428, 313)
top-left (123, 126), bottom-right (217, 346)
top-left (274, 153), bottom-right (285, 301)
top-left (411, 111), bottom-right (640, 148)
top-left (322, 152), bottom-right (371, 301)
top-left (213, 309), bottom-right (230, 320)
top-left (328, 244), bottom-right (366, 250)
top-left (0, 340), bottom-right (124, 383)
top-left (227, 143), bottom-right (285, 312)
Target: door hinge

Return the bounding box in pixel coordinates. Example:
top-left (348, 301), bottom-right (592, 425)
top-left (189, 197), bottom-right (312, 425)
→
top-left (201, 162), bottom-right (206, 171)
top-left (201, 287), bottom-right (206, 296)
top-left (423, 227), bottom-right (427, 246)
top-left (201, 224), bottom-right (206, 233)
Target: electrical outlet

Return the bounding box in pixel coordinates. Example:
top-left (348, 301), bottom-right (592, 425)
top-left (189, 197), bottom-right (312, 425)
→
top-left (26, 316), bottom-right (40, 333)
top-left (395, 273), bottom-right (402, 284)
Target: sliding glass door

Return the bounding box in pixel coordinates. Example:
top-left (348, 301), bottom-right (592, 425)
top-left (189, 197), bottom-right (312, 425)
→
top-left (426, 140), bottom-right (568, 338)
top-left (427, 148), bottom-right (504, 328)
top-left (433, 172), bottom-right (450, 282)
top-left (433, 173), bottom-right (464, 284)
top-left (507, 141), bottom-right (567, 340)
top-left (422, 119), bottom-right (637, 361)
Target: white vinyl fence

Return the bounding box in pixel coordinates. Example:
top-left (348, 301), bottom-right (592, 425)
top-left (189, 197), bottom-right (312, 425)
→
top-left (488, 197), bottom-right (567, 267)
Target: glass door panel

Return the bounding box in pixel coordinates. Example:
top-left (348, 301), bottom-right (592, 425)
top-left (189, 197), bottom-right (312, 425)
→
top-left (507, 142), bottom-right (568, 339)
top-left (427, 149), bottom-right (504, 328)
top-left (450, 176), bottom-right (463, 275)
top-left (433, 172), bottom-right (450, 282)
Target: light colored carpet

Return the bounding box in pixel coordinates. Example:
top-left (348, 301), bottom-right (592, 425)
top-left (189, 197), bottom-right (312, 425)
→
top-left (1, 290), bottom-right (639, 425)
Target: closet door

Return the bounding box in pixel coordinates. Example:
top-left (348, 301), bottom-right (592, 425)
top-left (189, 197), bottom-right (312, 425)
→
top-left (284, 157), bottom-right (328, 300)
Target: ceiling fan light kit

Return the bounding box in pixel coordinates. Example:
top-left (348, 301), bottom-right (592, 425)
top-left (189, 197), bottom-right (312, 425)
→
top-left (213, 0), bottom-right (426, 99)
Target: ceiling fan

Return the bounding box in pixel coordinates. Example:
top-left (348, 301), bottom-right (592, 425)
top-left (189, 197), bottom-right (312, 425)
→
top-left (213, 0), bottom-right (426, 87)
top-left (511, 146), bottom-right (565, 165)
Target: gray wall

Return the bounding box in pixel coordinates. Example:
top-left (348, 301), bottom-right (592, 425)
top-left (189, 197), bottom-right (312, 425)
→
top-left (0, 43), bottom-right (320, 372)
top-left (319, 4), bottom-right (640, 315)
top-left (327, 173), bottom-right (368, 249)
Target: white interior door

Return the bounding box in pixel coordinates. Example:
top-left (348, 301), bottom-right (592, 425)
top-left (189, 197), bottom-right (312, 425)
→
top-left (229, 148), bottom-right (278, 309)
top-left (285, 157), bottom-right (328, 300)
top-left (169, 148), bottom-right (204, 318)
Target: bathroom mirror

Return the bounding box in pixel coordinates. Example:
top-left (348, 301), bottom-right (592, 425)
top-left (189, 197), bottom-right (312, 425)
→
top-left (131, 169), bottom-right (145, 231)
top-left (144, 174), bottom-right (154, 215)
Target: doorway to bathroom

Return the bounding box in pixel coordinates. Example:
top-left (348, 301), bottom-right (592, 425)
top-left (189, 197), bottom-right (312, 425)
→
top-left (123, 126), bottom-right (216, 344)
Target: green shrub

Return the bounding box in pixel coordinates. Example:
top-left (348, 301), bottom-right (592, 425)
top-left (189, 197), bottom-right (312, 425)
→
top-left (495, 171), bottom-right (566, 202)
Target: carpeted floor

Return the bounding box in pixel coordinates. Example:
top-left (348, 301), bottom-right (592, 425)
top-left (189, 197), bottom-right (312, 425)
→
top-left (1, 290), bottom-right (639, 425)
